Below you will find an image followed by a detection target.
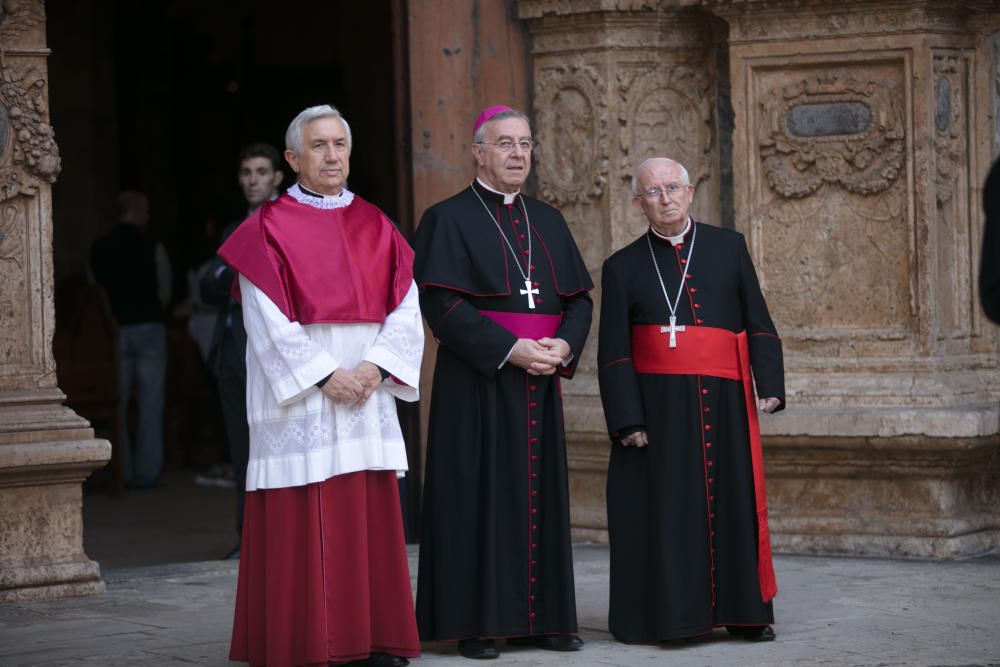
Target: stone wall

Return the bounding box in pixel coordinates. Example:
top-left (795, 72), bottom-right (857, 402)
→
top-left (0, 0), bottom-right (109, 601)
top-left (520, 0), bottom-right (1000, 557)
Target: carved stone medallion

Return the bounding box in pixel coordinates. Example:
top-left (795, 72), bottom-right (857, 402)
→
top-left (534, 59), bottom-right (609, 205)
top-left (759, 73), bottom-right (905, 198)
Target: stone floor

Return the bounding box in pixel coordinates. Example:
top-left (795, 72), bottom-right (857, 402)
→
top-left (1, 547), bottom-right (999, 666)
top-left (3, 470), bottom-right (998, 665)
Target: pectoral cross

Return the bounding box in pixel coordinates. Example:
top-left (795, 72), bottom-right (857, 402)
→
top-left (520, 279), bottom-right (539, 309)
top-left (660, 315), bottom-right (685, 348)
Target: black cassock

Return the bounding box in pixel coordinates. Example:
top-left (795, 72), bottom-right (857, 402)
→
top-left (598, 222), bottom-right (785, 643)
top-left (413, 180), bottom-right (593, 641)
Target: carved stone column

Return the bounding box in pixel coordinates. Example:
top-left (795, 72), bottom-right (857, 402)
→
top-left (705, 0), bottom-right (1000, 557)
top-left (0, 1), bottom-right (109, 601)
top-left (519, 0), bottom-right (726, 541)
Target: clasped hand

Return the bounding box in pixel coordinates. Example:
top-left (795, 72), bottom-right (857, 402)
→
top-left (508, 337), bottom-right (570, 376)
top-left (319, 361), bottom-right (382, 407)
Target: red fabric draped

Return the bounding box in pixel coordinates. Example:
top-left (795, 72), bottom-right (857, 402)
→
top-left (230, 471), bottom-right (420, 666)
top-left (630, 324), bottom-right (778, 604)
top-left (219, 194), bottom-right (414, 325)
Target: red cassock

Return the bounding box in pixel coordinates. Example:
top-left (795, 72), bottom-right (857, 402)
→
top-left (219, 193), bottom-right (420, 666)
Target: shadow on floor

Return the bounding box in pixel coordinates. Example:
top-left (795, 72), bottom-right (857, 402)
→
top-left (83, 469), bottom-right (239, 570)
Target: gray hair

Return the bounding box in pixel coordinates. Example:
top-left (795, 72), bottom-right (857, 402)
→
top-left (473, 108), bottom-right (530, 144)
top-left (631, 157), bottom-right (690, 195)
top-left (285, 105), bottom-right (353, 155)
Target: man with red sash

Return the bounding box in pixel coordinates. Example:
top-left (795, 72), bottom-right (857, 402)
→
top-left (598, 157), bottom-right (784, 645)
top-left (219, 105), bottom-right (423, 667)
top-left (413, 106), bottom-right (593, 659)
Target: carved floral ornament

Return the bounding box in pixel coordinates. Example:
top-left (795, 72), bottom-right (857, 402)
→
top-left (533, 59), bottom-right (609, 206)
top-left (759, 74), bottom-right (905, 199)
top-left (0, 54), bottom-right (61, 202)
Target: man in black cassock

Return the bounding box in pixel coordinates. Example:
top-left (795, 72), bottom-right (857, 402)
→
top-left (413, 106), bottom-right (593, 660)
top-left (598, 157), bottom-right (784, 645)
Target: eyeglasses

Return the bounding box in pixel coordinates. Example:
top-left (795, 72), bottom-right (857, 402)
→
top-left (637, 183), bottom-right (689, 200)
top-left (477, 139), bottom-right (534, 153)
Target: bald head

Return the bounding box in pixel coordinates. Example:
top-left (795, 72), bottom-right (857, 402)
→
top-left (631, 157), bottom-right (690, 195)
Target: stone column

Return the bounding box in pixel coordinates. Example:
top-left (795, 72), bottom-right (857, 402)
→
top-left (518, 0), bottom-right (727, 541)
top-left (706, 0), bottom-right (1000, 557)
top-left (0, 1), bottom-right (109, 601)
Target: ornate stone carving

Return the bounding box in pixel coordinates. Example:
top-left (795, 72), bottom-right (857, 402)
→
top-left (933, 56), bottom-right (964, 206)
top-left (617, 63), bottom-right (713, 188)
top-left (759, 73), bottom-right (904, 199)
top-left (0, 58), bottom-right (61, 201)
top-left (534, 59), bottom-right (609, 206)
top-left (0, 0), bottom-right (45, 41)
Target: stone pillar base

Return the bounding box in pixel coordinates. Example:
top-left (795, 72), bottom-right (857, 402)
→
top-left (767, 426), bottom-right (1000, 559)
top-left (0, 391), bottom-right (111, 602)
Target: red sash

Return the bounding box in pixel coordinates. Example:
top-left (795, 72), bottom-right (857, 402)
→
top-left (631, 324), bottom-right (777, 603)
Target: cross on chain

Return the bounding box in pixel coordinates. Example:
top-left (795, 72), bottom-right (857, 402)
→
top-left (520, 279), bottom-right (540, 309)
top-left (660, 315), bottom-right (686, 348)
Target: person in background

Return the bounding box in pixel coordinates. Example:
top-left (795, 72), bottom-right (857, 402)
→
top-left (90, 190), bottom-right (172, 488)
top-left (200, 143), bottom-right (284, 558)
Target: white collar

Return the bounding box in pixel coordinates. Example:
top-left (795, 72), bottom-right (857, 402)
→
top-left (476, 177), bottom-right (519, 205)
top-left (650, 218), bottom-right (692, 246)
top-left (288, 182), bottom-right (355, 210)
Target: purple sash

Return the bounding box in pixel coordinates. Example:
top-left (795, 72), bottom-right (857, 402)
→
top-left (481, 310), bottom-right (561, 339)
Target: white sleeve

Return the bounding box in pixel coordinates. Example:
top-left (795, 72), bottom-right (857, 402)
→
top-left (363, 281), bottom-right (424, 402)
top-left (240, 274), bottom-right (338, 407)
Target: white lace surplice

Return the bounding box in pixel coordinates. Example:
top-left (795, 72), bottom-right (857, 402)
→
top-left (239, 272), bottom-right (423, 491)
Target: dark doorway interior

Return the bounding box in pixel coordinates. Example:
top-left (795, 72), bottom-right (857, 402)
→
top-left (46, 0), bottom-right (420, 566)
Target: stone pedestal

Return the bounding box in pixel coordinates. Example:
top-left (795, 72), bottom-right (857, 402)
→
top-left (0, 2), bottom-right (110, 601)
top-left (520, 0), bottom-right (1000, 557)
top-left (716, 0), bottom-right (1000, 557)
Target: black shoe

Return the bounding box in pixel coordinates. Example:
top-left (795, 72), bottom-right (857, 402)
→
top-left (458, 638), bottom-right (498, 660)
top-left (222, 544), bottom-right (241, 560)
top-left (506, 634), bottom-right (584, 651)
top-left (366, 653), bottom-right (409, 666)
top-left (742, 626), bottom-right (776, 642)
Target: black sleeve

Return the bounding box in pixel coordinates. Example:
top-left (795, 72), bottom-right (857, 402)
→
top-left (555, 290), bottom-right (593, 379)
top-left (200, 257), bottom-right (234, 307)
top-left (420, 286), bottom-right (519, 377)
top-left (737, 235), bottom-right (786, 411)
top-left (597, 259), bottom-right (646, 438)
top-left (980, 158), bottom-right (1000, 324)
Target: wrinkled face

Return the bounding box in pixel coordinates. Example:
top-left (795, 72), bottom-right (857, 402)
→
top-left (284, 117), bottom-right (350, 195)
top-left (631, 160), bottom-right (695, 235)
top-left (472, 116), bottom-right (532, 193)
top-left (238, 156), bottom-right (283, 208)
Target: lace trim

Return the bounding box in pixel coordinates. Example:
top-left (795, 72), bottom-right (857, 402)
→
top-left (287, 182), bottom-right (355, 210)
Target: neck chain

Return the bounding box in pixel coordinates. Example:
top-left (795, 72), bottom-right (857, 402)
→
top-left (646, 222), bottom-right (697, 346)
top-left (471, 183), bottom-right (540, 309)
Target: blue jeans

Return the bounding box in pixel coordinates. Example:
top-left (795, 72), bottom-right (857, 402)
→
top-left (119, 323), bottom-right (167, 486)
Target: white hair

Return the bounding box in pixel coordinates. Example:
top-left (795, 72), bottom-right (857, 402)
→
top-left (631, 157), bottom-right (690, 195)
top-left (285, 105), bottom-right (353, 155)
top-left (473, 108), bottom-right (530, 144)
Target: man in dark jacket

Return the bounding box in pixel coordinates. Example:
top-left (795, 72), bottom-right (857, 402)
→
top-left (200, 143), bottom-right (283, 557)
top-left (91, 190), bottom-right (172, 488)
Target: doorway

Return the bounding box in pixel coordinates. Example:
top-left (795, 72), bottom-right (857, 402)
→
top-left (46, 0), bottom-right (420, 568)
